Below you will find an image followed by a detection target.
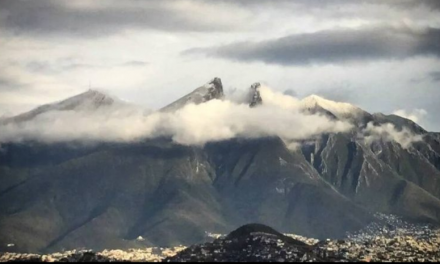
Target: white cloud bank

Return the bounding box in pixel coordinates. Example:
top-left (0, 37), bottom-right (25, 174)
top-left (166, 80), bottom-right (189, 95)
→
top-left (362, 122), bottom-right (423, 149)
top-left (0, 86), bottom-right (353, 146)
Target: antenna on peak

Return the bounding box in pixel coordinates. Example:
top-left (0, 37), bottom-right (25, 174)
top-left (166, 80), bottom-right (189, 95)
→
top-left (88, 80), bottom-right (91, 91)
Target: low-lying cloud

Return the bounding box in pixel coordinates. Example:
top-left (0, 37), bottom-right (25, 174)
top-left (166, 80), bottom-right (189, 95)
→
top-left (0, 86), bottom-right (353, 146)
top-left (362, 122), bottom-right (423, 149)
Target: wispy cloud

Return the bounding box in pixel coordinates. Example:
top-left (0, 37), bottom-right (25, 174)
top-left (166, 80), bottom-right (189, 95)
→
top-left (362, 122), bottom-right (423, 149)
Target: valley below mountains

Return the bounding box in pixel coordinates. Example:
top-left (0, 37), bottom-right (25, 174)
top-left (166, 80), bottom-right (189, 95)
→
top-left (0, 77), bottom-right (440, 257)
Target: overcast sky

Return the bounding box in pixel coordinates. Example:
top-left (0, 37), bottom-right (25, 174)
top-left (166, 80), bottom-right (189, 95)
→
top-left (1, 0), bottom-right (439, 131)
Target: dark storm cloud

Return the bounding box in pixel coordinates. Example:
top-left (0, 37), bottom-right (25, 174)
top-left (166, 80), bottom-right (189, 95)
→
top-left (185, 27), bottom-right (440, 65)
top-left (216, 0), bottom-right (440, 10)
top-left (1, 0), bottom-right (438, 39)
top-left (0, 0), bottom-right (238, 38)
top-left (429, 71), bottom-right (440, 82)
top-left (218, 0), bottom-right (356, 8)
top-left (397, 0), bottom-right (440, 11)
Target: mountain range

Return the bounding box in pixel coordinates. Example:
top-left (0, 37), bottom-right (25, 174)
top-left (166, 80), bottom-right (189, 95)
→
top-left (0, 78), bottom-right (439, 253)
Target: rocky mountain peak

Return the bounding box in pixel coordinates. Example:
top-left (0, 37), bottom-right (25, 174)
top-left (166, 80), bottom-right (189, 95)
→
top-left (249, 82), bottom-right (263, 107)
top-left (3, 89), bottom-right (118, 124)
top-left (210, 77), bottom-right (222, 89)
top-left (65, 89), bottom-right (116, 107)
top-left (204, 77), bottom-right (224, 101)
top-left (160, 77), bottom-right (224, 112)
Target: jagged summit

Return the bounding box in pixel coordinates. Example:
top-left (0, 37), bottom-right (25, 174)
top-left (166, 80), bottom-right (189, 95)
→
top-left (205, 77), bottom-right (224, 101)
top-left (249, 83), bottom-right (263, 107)
top-left (4, 89), bottom-right (119, 123)
top-left (160, 77), bottom-right (224, 112)
top-left (210, 77), bottom-right (223, 93)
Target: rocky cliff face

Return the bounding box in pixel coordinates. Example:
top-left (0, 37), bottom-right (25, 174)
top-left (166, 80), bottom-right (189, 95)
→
top-left (248, 83), bottom-right (263, 107)
top-left (298, 96), bottom-right (440, 225)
